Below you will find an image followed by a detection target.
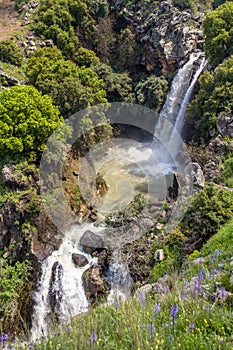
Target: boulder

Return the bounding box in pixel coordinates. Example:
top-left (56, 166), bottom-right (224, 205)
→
top-left (82, 265), bottom-right (108, 300)
top-left (191, 163), bottom-right (205, 188)
top-left (217, 114), bottom-right (233, 139)
top-left (2, 165), bottom-right (30, 190)
top-left (72, 253), bottom-right (88, 267)
top-left (80, 230), bottom-right (104, 254)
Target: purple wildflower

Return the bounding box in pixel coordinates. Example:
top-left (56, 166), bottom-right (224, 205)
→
top-left (214, 249), bottom-right (220, 258)
top-left (209, 256), bottom-right (214, 264)
top-left (149, 323), bottom-right (156, 338)
top-left (91, 330), bottom-right (98, 343)
top-left (205, 305), bottom-right (210, 311)
top-left (198, 269), bottom-right (204, 282)
top-left (114, 298), bottom-right (119, 311)
top-left (219, 287), bottom-right (226, 299)
top-left (165, 322), bottom-right (169, 328)
top-left (141, 322), bottom-right (146, 330)
top-left (138, 291), bottom-right (146, 302)
top-left (189, 322), bottom-right (195, 332)
top-left (153, 303), bottom-right (160, 314)
top-left (0, 334), bottom-right (8, 342)
top-left (170, 304), bottom-right (178, 319)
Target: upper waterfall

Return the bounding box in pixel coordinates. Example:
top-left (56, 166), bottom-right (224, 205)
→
top-left (153, 52), bottom-right (206, 164)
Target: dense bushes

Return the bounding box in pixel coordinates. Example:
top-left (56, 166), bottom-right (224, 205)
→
top-left (180, 184), bottom-right (233, 253)
top-left (204, 1), bottom-right (233, 67)
top-left (34, 0), bottom-right (87, 56)
top-left (135, 76), bottom-right (168, 112)
top-left (188, 55), bottom-right (233, 138)
top-left (0, 40), bottom-right (23, 66)
top-left (25, 47), bottom-right (107, 117)
top-left (0, 86), bottom-right (61, 157)
top-left (0, 258), bottom-right (31, 333)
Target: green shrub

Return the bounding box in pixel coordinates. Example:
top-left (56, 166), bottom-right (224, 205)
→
top-left (204, 1), bottom-right (233, 67)
top-left (0, 258), bottom-right (31, 332)
top-left (180, 183), bottom-right (233, 249)
top-left (221, 156), bottom-right (233, 188)
top-left (188, 55), bottom-right (233, 139)
top-left (135, 76), bottom-right (168, 112)
top-left (0, 85), bottom-right (61, 157)
top-left (73, 47), bottom-right (100, 67)
top-left (0, 40), bottom-right (23, 66)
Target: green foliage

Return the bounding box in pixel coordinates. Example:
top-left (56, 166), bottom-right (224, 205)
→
top-left (73, 47), bottom-right (100, 67)
top-left (180, 183), bottom-right (233, 244)
top-left (0, 258), bottom-right (31, 332)
top-left (0, 85), bottom-right (61, 157)
top-left (221, 156), bottom-right (233, 187)
top-left (14, 0), bottom-right (31, 11)
top-left (0, 40), bottom-right (23, 66)
top-left (92, 62), bottom-right (133, 102)
top-left (85, 0), bottom-right (109, 19)
top-left (172, 0), bottom-right (198, 13)
top-left (150, 227), bottom-right (186, 281)
top-left (25, 47), bottom-right (107, 117)
top-left (135, 75), bottom-right (169, 112)
top-left (115, 27), bottom-right (136, 71)
top-left (188, 55), bottom-right (233, 138)
top-left (213, 0), bottom-right (227, 8)
top-left (204, 1), bottom-right (233, 67)
top-left (34, 0), bottom-right (88, 57)
top-left (105, 193), bottom-right (146, 227)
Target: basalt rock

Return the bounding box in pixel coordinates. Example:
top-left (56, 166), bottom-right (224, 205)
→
top-left (72, 253), bottom-right (88, 267)
top-left (82, 265), bottom-right (108, 301)
top-left (80, 230), bottom-right (104, 254)
top-left (110, 0), bottom-right (204, 75)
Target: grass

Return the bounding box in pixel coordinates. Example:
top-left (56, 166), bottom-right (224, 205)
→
top-left (3, 219), bottom-right (232, 349)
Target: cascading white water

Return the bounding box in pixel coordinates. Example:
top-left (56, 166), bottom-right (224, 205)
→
top-left (31, 223), bottom-right (104, 340)
top-left (153, 53), bottom-right (206, 164)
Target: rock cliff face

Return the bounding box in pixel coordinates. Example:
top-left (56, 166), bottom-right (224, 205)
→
top-left (110, 0), bottom-right (204, 74)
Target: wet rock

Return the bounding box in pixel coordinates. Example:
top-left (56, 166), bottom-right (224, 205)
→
top-left (82, 265), bottom-right (108, 301)
top-left (48, 262), bottom-right (64, 320)
top-left (92, 249), bottom-right (111, 269)
top-left (80, 230), bottom-right (104, 254)
top-left (72, 253), bottom-right (88, 267)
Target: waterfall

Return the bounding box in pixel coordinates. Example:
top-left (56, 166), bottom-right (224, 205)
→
top-left (153, 53), bottom-right (206, 164)
top-left (107, 256), bottom-right (133, 303)
top-left (31, 52), bottom-right (206, 341)
top-left (31, 223), bottom-right (103, 340)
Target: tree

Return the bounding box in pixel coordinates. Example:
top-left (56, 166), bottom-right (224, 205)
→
top-left (25, 47), bottom-right (107, 117)
top-left (92, 62), bottom-right (133, 102)
top-left (34, 0), bottom-right (88, 57)
top-left (135, 76), bottom-right (168, 112)
top-left (115, 27), bottom-right (136, 71)
top-left (187, 55), bottom-right (233, 138)
top-left (0, 86), bottom-right (61, 157)
top-left (204, 1), bottom-right (233, 67)
top-left (0, 40), bottom-right (23, 66)
top-left (95, 17), bottom-right (115, 63)
top-left (73, 47), bottom-right (100, 67)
